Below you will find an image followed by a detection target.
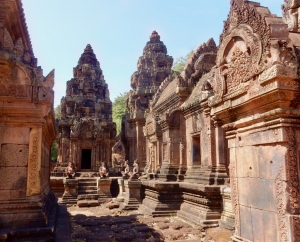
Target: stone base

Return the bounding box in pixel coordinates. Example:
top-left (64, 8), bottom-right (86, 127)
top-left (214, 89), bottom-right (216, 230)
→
top-left (50, 177), bottom-right (64, 197)
top-left (97, 178), bottom-right (112, 202)
top-left (157, 174), bottom-right (178, 182)
top-left (219, 186), bottom-right (235, 230)
top-left (177, 182), bottom-right (222, 228)
top-left (119, 180), bottom-right (142, 210)
top-left (184, 165), bottom-right (229, 185)
top-left (0, 191), bottom-right (57, 240)
top-left (62, 178), bottom-right (78, 204)
top-left (139, 181), bottom-right (182, 217)
top-left (231, 235), bottom-right (252, 242)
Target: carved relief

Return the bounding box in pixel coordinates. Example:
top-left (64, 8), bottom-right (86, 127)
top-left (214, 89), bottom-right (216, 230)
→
top-left (229, 149), bottom-right (240, 236)
top-left (146, 121), bottom-right (155, 136)
top-left (275, 165), bottom-right (289, 242)
top-left (27, 128), bottom-right (42, 196)
top-left (0, 85), bottom-right (27, 97)
top-left (220, 1), bottom-right (269, 72)
top-left (3, 28), bottom-right (14, 52)
top-left (0, 144), bottom-right (29, 166)
top-left (14, 38), bottom-right (24, 57)
top-left (282, 0), bottom-right (300, 31)
top-left (285, 127), bottom-right (300, 213)
top-left (221, 47), bottom-right (251, 94)
top-left (192, 114), bottom-right (199, 132)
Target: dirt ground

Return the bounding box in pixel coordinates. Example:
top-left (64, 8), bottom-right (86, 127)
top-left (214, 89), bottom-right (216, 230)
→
top-left (67, 201), bottom-right (232, 242)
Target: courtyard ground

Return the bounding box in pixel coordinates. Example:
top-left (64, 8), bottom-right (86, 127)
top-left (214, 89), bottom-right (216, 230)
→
top-left (54, 201), bottom-right (232, 242)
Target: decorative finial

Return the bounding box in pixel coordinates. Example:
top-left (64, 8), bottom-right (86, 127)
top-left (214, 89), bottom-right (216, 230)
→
top-left (150, 31), bottom-right (160, 41)
top-left (84, 44), bottom-right (93, 53)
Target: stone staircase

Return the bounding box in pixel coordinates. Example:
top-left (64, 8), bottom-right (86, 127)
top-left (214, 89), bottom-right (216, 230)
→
top-left (77, 178), bottom-right (100, 207)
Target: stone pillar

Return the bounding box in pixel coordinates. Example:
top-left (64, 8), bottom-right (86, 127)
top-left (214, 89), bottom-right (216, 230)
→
top-left (213, 120), bottom-right (229, 185)
top-left (136, 120), bottom-right (146, 171)
top-left (97, 178), bottom-right (112, 202)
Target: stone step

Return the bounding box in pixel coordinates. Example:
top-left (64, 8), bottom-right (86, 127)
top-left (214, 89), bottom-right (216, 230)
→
top-left (78, 182), bottom-right (97, 186)
top-left (78, 178), bottom-right (97, 182)
top-left (77, 186), bottom-right (97, 190)
top-left (78, 190), bottom-right (98, 194)
top-left (77, 194), bottom-right (99, 200)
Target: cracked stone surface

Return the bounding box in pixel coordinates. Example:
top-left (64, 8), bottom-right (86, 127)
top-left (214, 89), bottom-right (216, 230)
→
top-left (67, 201), bottom-right (232, 242)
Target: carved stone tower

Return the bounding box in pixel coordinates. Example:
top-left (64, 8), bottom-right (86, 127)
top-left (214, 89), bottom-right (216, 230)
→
top-left (57, 44), bottom-right (116, 171)
top-left (121, 31), bottom-right (173, 171)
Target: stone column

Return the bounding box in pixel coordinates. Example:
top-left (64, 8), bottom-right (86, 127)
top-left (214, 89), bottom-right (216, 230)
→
top-left (136, 120), bottom-right (146, 171)
top-left (213, 120), bottom-right (229, 185)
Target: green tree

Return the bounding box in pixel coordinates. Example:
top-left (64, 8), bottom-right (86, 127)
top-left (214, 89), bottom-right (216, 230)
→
top-left (54, 104), bottom-right (61, 119)
top-left (172, 50), bottom-right (194, 73)
top-left (112, 92), bottom-right (128, 134)
top-left (51, 104), bottom-right (61, 162)
top-left (51, 141), bottom-right (58, 161)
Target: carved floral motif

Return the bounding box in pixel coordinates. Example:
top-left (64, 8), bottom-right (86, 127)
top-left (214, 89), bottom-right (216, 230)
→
top-left (285, 127), bottom-right (300, 213)
top-left (275, 165), bottom-right (289, 242)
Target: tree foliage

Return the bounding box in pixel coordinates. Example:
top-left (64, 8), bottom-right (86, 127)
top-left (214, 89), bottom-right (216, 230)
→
top-left (54, 104), bottom-right (61, 119)
top-left (112, 92), bottom-right (128, 134)
top-left (172, 50), bottom-right (194, 73)
top-left (51, 141), bottom-right (58, 162)
top-left (51, 104), bottom-right (61, 162)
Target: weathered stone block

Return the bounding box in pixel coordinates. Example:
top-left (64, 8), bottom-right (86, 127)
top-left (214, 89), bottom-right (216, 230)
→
top-left (0, 144), bottom-right (29, 167)
top-left (236, 146), bottom-right (259, 178)
top-left (239, 205), bottom-right (253, 241)
top-left (262, 209), bottom-right (278, 242)
top-left (250, 207), bottom-right (264, 241)
top-left (2, 127), bottom-right (30, 144)
top-left (238, 178), bottom-right (276, 212)
top-left (0, 167), bottom-right (27, 189)
top-left (63, 178), bottom-right (78, 198)
top-left (0, 189), bottom-right (26, 200)
top-left (257, 145), bottom-right (285, 180)
top-left (97, 178), bottom-right (112, 201)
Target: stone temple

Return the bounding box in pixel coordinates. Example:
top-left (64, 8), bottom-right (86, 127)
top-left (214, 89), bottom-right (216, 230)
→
top-left (121, 30), bottom-right (173, 172)
top-left (56, 44), bottom-right (116, 172)
top-left (1, 0), bottom-right (300, 241)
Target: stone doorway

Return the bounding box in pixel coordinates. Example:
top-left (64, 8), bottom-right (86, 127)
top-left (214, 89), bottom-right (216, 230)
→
top-left (192, 135), bottom-right (200, 165)
top-left (81, 149), bottom-right (92, 169)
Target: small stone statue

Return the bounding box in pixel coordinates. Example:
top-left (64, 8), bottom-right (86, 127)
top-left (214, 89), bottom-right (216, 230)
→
top-left (99, 162), bottom-right (109, 178)
top-left (129, 159), bottom-right (140, 180)
top-left (65, 162), bottom-right (76, 178)
top-left (121, 160), bottom-right (130, 179)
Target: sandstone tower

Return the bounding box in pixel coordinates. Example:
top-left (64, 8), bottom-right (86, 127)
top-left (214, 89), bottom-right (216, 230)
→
top-left (57, 44), bottom-right (116, 172)
top-left (121, 31), bottom-right (173, 171)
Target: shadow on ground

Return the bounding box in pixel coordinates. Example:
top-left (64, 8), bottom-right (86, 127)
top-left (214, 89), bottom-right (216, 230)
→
top-left (70, 213), bottom-right (164, 242)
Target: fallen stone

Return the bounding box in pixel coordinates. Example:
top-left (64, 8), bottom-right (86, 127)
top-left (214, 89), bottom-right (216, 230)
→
top-left (156, 222), bottom-right (169, 230)
top-left (106, 202), bottom-right (119, 209)
top-left (169, 221), bottom-right (185, 230)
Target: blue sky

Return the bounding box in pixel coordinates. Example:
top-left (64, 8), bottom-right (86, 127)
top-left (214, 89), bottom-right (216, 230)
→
top-left (22, 0), bottom-right (283, 107)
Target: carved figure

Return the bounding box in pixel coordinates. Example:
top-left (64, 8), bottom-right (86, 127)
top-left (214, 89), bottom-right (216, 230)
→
top-left (121, 160), bottom-right (130, 179)
top-left (99, 162), bottom-right (109, 178)
top-left (65, 162), bottom-right (76, 178)
top-left (129, 160), bottom-right (140, 180)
